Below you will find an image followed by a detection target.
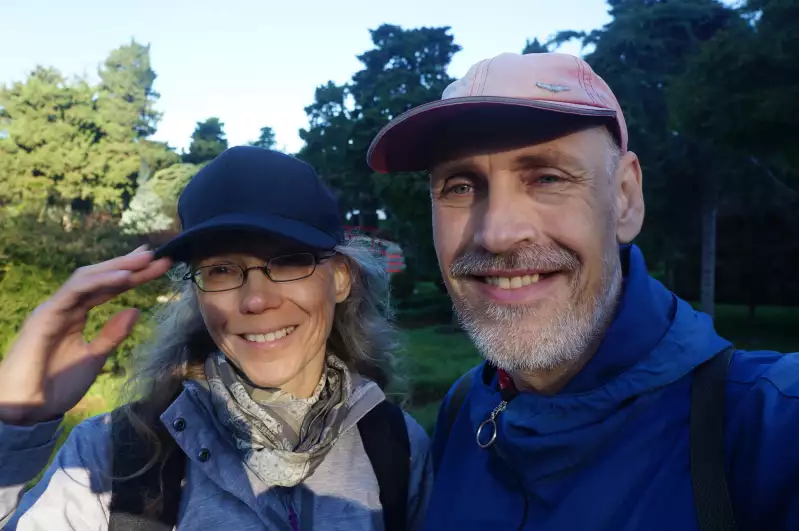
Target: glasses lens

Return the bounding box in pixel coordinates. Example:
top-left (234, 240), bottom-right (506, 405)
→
top-left (194, 264), bottom-right (244, 292)
top-left (268, 253), bottom-right (316, 282)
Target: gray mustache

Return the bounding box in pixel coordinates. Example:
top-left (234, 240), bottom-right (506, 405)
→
top-left (449, 245), bottom-right (580, 277)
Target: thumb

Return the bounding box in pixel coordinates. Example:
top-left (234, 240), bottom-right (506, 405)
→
top-left (87, 308), bottom-right (140, 358)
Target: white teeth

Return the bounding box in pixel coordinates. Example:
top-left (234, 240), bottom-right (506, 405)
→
top-left (485, 274), bottom-right (541, 290)
top-left (243, 326), bottom-right (296, 343)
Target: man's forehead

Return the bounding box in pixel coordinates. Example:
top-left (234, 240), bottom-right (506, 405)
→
top-left (429, 127), bottom-right (606, 176)
top-left (425, 107), bottom-right (612, 173)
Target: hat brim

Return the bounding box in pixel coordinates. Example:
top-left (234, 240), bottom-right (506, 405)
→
top-left (367, 96), bottom-right (618, 173)
top-left (154, 212), bottom-right (339, 262)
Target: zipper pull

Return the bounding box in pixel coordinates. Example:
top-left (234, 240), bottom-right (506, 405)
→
top-left (288, 505), bottom-right (300, 531)
top-left (476, 399), bottom-right (507, 449)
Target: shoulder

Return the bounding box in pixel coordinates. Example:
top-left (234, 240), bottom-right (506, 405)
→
top-left (724, 350), bottom-right (799, 528)
top-left (54, 412), bottom-right (114, 486)
top-left (401, 410), bottom-right (430, 460)
top-left (726, 349), bottom-right (799, 434)
top-left (727, 349), bottom-right (799, 403)
top-left (4, 414), bottom-right (113, 529)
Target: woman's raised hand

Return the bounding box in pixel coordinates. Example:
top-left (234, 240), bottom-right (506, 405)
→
top-left (0, 246), bottom-right (171, 425)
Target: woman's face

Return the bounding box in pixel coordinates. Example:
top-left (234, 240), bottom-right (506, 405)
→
top-left (191, 235), bottom-right (351, 397)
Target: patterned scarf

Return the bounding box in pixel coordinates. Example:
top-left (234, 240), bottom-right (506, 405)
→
top-left (204, 352), bottom-right (353, 486)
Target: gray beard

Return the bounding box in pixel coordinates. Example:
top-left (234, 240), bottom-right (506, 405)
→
top-left (453, 254), bottom-right (623, 374)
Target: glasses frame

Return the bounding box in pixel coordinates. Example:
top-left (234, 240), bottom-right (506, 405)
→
top-left (185, 251), bottom-right (336, 293)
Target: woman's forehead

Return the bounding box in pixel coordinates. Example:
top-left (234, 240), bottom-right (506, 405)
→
top-left (190, 232), bottom-right (317, 262)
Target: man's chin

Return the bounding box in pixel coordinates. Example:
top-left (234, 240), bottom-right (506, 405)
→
top-left (457, 310), bottom-right (589, 373)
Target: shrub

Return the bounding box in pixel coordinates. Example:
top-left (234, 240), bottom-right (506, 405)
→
top-left (390, 270), bottom-right (416, 301)
top-left (0, 261), bottom-right (163, 369)
top-left (0, 212), bottom-right (166, 369)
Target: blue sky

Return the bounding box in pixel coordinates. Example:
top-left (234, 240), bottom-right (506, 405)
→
top-left (3, 0), bottom-right (613, 154)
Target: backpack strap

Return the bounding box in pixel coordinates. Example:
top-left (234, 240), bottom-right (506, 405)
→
top-left (690, 346), bottom-right (738, 531)
top-left (443, 366), bottom-right (479, 437)
top-left (357, 400), bottom-right (411, 531)
top-left (109, 405), bottom-right (186, 531)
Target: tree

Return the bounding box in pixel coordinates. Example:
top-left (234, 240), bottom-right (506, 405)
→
top-left (668, 0), bottom-right (799, 315)
top-left (183, 117), bottom-right (227, 164)
top-left (552, 0), bottom-right (740, 317)
top-left (299, 24), bottom-right (460, 280)
top-left (96, 40), bottom-right (161, 140)
top-left (522, 38), bottom-right (549, 54)
top-left (250, 126), bottom-right (277, 150)
top-left (0, 42), bottom-right (170, 219)
top-left (119, 182), bottom-right (173, 234)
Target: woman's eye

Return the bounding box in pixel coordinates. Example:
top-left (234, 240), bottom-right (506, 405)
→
top-left (208, 266), bottom-right (232, 276)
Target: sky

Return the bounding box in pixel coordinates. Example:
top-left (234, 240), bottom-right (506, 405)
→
top-left (2, 0), bottom-right (612, 154)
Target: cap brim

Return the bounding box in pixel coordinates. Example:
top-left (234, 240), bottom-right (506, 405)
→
top-left (367, 96), bottom-right (617, 173)
top-left (154, 212), bottom-right (339, 262)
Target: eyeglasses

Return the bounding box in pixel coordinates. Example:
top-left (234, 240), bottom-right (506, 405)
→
top-left (185, 252), bottom-right (335, 293)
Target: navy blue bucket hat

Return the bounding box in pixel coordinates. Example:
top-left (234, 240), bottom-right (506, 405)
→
top-left (154, 146), bottom-right (344, 262)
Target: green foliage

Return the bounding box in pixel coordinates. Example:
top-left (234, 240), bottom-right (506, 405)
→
top-left (183, 118), bottom-right (228, 164)
top-left (0, 212), bottom-right (165, 365)
top-left (119, 182), bottom-right (174, 235)
top-left (670, 0), bottom-right (799, 176)
top-left (299, 23), bottom-right (460, 272)
top-left (0, 40), bottom-right (171, 216)
top-left (522, 38), bottom-right (549, 54)
top-left (390, 270), bottom-right (416, 300)
top-left (250, 126), bottom-right (277, 150)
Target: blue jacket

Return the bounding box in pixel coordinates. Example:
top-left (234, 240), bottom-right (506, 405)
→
top-left (425, 245), bottom-right (799, 531)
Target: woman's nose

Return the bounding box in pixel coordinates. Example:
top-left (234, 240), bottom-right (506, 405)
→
top-left (238, 269), bottom-right (282, 314)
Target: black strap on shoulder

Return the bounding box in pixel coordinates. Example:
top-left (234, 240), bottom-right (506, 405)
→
top-left (109, 405), bottom-right (185, 531)
top-left (690, 346), bottom-right (738, 531)
top-left (358, 400), bottom-right (411, 531)
top-left (444, 366), bottom-right (478, 437)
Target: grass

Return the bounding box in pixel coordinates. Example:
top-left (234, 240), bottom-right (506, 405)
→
top-left (31, 303), bottom-right (799, 469)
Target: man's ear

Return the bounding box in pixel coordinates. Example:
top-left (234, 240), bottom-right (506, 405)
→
top-left (614, 151), bottom-right (645, 244)
top-left (333, 257), bottom-right (352, 303)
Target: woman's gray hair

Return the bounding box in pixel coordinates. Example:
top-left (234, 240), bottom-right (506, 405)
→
top-left (116, 238), bottom-right (402, 481)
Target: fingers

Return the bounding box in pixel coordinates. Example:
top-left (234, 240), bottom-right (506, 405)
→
top-left (51, 251), bottom-right (172, 312)
top-left (86, 308), bottom-right (140, 358)
top-left (80, 257), bottom-right (172, 309)
top-left (79, 246), bottom-right (163, 278)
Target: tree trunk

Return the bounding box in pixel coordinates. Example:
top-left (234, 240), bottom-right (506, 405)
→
top-left (700, 177), bottom-right (718, 318)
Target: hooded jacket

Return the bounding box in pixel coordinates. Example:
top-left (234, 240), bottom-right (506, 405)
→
top-left (424, 245), bottom-right (799, 531)
top-left (0, 377), bottom-right (432, 530)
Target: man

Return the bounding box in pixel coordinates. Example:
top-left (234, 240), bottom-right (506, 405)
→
top-left (367, 52), bottom-right (799, 531)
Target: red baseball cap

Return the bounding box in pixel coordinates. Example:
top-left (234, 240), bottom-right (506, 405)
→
top-left (367, 52), bottom-right (628, 173)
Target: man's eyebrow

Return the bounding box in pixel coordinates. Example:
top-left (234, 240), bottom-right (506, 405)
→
top-left (511, 152), bottom-right (587, 172)
top-left (429, 160), bottom-right (479, 181)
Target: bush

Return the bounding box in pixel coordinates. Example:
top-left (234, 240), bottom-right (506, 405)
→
top-left (0, 261), bottom-right (163, 369)
top-left (0, 212), bottom-right (166, 369)
top-left (390, 270), bottom-right (416, 301)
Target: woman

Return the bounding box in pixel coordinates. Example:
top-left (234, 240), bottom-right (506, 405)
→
top-left (0, 147), bottom-right (431, 530)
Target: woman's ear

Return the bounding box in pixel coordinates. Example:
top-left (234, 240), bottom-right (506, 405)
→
top-left (333, 257), bottom-right (352, 303)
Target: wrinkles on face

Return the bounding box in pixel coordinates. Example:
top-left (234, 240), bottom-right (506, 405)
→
top-left (431, 126), bottom-right (625, 388)
top-left (192, 236), bottom-right (348, 397)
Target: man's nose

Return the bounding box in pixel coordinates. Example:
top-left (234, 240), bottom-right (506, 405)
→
top-left (239, 269), bottom-right (282, 314)
top-left (474, 179), bottom-right (542, 255)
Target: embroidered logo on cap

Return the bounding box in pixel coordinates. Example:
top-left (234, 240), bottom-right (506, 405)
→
top-left (536, 82), bottom-right (571, 93)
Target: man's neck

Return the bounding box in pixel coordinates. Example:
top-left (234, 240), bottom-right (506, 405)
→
top-left (509, 340), bottom-right (598, 395)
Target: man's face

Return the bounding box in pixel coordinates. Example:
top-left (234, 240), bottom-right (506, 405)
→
top-left (430, 124), bottom-right (643, 374)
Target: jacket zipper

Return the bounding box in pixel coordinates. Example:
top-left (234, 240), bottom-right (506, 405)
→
top-left (281, 488), bottom-right (300, 531)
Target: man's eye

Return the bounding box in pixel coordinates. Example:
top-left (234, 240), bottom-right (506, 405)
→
top-left (443, 183), bottom-right (473, 195)
top-left (537, 174), bottom-right (564, 185)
